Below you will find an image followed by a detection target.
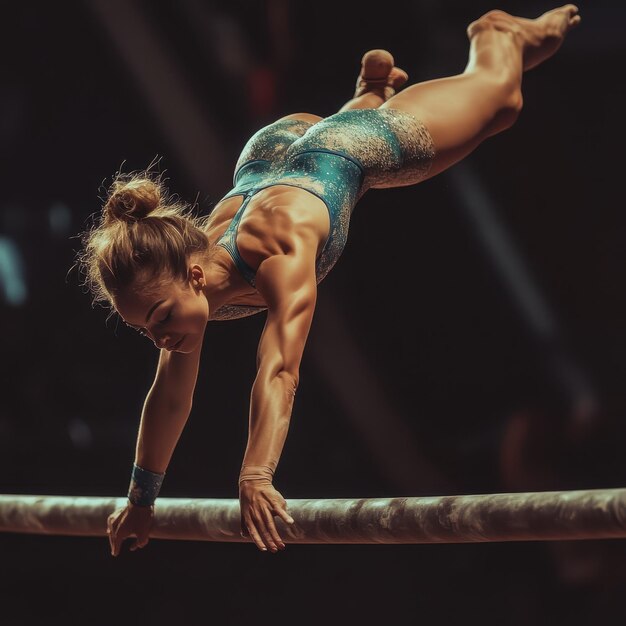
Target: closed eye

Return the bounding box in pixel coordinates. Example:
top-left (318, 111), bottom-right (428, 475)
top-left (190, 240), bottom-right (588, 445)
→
top-left (158, 310), bottom-right (172, 325)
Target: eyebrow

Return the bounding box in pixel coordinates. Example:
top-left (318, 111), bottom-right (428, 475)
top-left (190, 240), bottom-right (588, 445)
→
top-left (145, 300), bottom-right (165, 323)
top-left (125, 299), bottom-right (165, 329)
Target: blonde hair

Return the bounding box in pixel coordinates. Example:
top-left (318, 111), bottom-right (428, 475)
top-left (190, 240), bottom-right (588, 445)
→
top-left (76, 169), bottom-right (210, 306)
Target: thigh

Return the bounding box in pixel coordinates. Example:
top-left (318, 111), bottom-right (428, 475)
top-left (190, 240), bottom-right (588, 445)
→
top-left (287, 108), bottom-right (436, 191)
top-left (381, 72), bottom-right (510, 179)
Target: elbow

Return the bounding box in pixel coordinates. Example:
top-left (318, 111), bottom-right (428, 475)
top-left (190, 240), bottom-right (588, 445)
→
top-left (275, 369), bottom-right (299, 398)
top-left (256, 357), bottom-right (300, 397)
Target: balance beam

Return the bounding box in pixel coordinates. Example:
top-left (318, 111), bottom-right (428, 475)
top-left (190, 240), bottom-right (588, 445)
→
top-left (1, 488), bottom-right (625, 544)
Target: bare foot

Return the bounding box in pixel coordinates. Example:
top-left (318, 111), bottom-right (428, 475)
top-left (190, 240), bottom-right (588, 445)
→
top-left (468, 4), bottom-right (581, 71)
top-left (354, 49), bottom-right (409, 100)
top-left (387, 66), bottom-right (410, 96)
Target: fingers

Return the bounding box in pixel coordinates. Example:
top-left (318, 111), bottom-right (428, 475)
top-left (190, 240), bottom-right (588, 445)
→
top-left (262, 508), bottom-right (285, 552)
top-left (255, 517), bottom-right (277, 552)
top-left (107, 512), bottom-right (122, 557)
top-left (240, 519), bottom-right (249, 538)
top-left (107, 507), bottom-right (152, 557)
top-left (243, 513), bottom-right (268, 552)
top-left (240, 485), bottom-right (295, 552)
top-left (276, 506), bottom-right (295, 526)
top-left (242, 507), bottom-right (294, 553)
top-left (108, 528), bottom-right (149, 555)
top-left (243, 510), bottom-right (282, 553)
top-left (129, 536), bottom-right (150, 552)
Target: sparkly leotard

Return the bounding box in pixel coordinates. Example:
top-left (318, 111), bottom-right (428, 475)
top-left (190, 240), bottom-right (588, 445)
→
top-left (212, 108), bottom-right (435, 321)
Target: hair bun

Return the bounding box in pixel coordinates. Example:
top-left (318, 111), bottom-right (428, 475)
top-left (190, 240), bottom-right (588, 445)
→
top-left (104, 177), bottom-right (161, 224)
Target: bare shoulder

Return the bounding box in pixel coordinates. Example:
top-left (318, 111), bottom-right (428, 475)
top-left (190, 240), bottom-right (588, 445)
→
top-left (255, 249), bottom-right (318, 310)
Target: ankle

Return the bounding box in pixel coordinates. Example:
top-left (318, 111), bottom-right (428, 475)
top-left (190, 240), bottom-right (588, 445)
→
top-left (467, 10), bottom-right (522, 41)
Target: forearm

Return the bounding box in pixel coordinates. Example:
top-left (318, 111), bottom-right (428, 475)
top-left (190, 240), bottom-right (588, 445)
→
top-left (241, 370), bottom-right (297, 477)
top-left (134, 386), bottom-right (192, 474)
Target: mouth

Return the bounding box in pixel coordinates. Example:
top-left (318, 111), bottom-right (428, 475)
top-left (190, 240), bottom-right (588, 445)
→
top-left (169, 336), bottom-right (185, 351)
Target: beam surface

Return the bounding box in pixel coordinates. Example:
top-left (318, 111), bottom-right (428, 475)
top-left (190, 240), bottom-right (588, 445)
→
top-left (1, 489), bottom-right (626, 544)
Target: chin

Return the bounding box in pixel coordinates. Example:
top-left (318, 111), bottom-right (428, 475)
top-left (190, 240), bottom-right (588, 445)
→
top-left (175, 334), bottom-right (201, 353)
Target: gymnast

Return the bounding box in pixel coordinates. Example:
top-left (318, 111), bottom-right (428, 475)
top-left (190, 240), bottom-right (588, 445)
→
top-left (76, 5), bottom-right (581, 555)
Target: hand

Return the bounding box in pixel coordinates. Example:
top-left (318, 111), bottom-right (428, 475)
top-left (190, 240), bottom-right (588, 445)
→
top-left (239, 481), bottom-right (294, 552)
top-left (107, 502), bottom-right (154, 556)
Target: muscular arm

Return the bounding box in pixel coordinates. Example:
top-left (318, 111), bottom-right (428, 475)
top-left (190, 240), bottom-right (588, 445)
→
top-left (241, 251), bottom-right (317, 475)
top-left (134, 341), bottom-right (202, 473)
top-left (107, 341), bottom-right (202, 557)
top-left (238, 248), bottom-right (317, 552)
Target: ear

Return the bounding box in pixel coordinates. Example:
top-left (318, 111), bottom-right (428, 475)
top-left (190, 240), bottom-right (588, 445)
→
top-left (188, 264), bottom-right (206, 291)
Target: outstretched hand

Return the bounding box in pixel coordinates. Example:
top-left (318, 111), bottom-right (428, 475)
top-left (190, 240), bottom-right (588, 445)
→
top-left (239, 481), bottom-right (294, 552)
top-left (107, 502), bottom-right (154, 556)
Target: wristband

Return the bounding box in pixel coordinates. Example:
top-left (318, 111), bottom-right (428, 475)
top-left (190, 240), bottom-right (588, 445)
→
top-left (239, 464), bottom-right (274, 486)
top-left (128, 463), bottom-right (165, 506)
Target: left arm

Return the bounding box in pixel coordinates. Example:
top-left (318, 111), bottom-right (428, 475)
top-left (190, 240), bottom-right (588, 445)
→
top-left (239, 250), bottom-right (317, 552)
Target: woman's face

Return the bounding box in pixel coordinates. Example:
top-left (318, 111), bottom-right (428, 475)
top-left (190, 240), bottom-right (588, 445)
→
top-left (114, 269), bottom-right (209, 354)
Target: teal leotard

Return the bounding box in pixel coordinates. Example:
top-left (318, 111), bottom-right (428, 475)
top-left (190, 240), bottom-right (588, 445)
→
top-left (213, 108), bottom-right (435, 321)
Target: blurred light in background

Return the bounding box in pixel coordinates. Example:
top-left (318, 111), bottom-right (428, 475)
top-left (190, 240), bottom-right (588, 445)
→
top-left (0, 236), bottom-right (27, 306)
top-left (48, 202), bottom-right (72, 239)
top-left (67, 417), bottom-right (94, 451)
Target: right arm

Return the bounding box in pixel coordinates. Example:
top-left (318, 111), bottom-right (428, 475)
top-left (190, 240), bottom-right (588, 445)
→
top-left (107, 342), bottom-right (202, 556)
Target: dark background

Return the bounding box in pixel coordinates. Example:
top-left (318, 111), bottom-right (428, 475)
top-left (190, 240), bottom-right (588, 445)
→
top-left (1, 1), bottom-right (625, 624)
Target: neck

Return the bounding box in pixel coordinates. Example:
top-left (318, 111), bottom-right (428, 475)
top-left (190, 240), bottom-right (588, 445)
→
top-left (202, 249), bottom-right (250, 316)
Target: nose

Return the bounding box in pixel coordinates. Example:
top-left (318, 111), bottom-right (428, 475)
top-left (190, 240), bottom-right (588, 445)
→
top-left (153, 332), bottom-right (171, 349)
